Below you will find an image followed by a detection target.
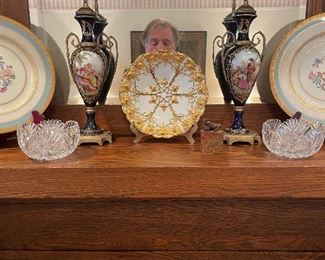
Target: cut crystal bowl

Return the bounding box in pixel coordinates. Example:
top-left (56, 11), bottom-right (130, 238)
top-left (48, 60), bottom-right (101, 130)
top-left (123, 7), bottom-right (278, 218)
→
top-left (262, 118), bottom-right (325, 159)
top-left (17, 120), bottom-right (80, 161)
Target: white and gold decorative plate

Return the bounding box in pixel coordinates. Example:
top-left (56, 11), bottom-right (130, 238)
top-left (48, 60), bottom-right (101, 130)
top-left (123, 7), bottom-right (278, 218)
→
top-left (270, 13), bottom-right (325, 124)
top-left (120, 49), bottom-right (208, 138)
top-left (0, 16), bottom-right (55, 134)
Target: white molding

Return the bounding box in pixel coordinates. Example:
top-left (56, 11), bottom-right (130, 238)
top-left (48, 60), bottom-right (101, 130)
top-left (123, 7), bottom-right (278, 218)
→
top-left (29, 0), bottom-right (307, 10)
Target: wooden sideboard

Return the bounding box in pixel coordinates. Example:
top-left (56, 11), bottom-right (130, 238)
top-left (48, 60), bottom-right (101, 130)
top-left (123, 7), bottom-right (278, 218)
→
top-left (1, 1), bottom-right (325, 259)
top-left (1, 104), bottom-right (325, 259)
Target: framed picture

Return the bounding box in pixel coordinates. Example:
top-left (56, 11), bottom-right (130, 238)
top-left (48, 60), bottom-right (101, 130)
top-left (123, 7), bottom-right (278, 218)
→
top-left (130, 31), bottom-right (207, 73)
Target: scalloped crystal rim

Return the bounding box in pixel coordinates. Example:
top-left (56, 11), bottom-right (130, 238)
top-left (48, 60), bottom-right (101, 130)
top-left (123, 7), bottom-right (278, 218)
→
top-left (17, 119), bottom-right (80, 161)
top-left (262, 118), bottom-right (325, 159)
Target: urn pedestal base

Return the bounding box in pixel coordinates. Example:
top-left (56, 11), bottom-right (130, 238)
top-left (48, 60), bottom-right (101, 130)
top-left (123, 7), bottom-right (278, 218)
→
top-left (223, 130), bottom-right (261, 146)
top-left (79, 131), bottom-right (112, 146)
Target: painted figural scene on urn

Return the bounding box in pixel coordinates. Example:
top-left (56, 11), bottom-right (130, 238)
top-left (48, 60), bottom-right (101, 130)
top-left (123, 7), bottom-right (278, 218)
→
top-left (213, 0), bottom-right (265, 145)
top-left (66, 0), bottom-right (118, 145)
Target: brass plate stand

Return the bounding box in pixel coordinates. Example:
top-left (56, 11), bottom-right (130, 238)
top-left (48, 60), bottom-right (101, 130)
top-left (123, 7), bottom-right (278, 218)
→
top-left (223, 130), bottom-right (261, 146)
top-left (130, 123), bottom-right (198, 144)
top-left (79, 131), bottom-right (112, 146)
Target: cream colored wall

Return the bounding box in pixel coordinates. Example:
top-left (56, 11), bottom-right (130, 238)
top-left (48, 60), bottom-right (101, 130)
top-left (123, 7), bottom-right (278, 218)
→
top-left (29, 6), bottom-right (306, 105)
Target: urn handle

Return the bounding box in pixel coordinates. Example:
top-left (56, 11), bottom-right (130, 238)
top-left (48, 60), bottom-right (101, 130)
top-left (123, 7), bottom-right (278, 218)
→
top-left (65, 32), bottom-right (81, 71)
top-left (212, 33), bottom-right (227, 61)
top-left (212, 35), bottom-right (222, 61)
top-left (100, 32), bottom-right (119, 67)
top-left (252, 31), bottom-right (266, 57)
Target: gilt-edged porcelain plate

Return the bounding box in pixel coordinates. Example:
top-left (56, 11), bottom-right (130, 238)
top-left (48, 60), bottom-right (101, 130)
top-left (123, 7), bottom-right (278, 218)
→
top-left (119, 49), bottom-right (208, 138)
top-left (270, 13), bottom-right (325, 124)
top-left (0, 15), bottom-right (55, 134)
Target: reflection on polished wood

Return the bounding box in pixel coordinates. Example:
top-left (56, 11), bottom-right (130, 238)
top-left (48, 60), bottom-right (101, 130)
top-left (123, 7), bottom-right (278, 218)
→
top-left (1, 132), bottom-right (325, 200)
top-left (0, 104), bottom-right (325, 259)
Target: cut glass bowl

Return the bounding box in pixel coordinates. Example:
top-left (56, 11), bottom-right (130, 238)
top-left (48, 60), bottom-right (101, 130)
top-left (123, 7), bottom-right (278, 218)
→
top-left (262, 118), bottom-right (325, 159)
top-left (17, 120), bottom-right (80, 161)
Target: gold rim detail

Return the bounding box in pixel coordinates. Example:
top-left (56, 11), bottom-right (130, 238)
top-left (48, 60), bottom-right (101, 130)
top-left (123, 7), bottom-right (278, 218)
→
top-left (269, 13), bottom-right (325, 120)
top-left (119, 49), bottom-right (208, 138)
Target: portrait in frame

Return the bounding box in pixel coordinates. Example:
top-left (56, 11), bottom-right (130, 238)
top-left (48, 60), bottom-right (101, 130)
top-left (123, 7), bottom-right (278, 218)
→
top-left (130, 31), bottom-right (207, 73)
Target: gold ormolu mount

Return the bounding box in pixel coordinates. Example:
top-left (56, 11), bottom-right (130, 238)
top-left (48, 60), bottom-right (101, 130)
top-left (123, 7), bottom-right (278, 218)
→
top-left (223, 130), bottom-right (261, 145)
top-left (78, 107), bottom-right (112, 146)
top-left (223, 106), bottom-right (261, 145)
top-left (79, 132), bottom-right (112, 145)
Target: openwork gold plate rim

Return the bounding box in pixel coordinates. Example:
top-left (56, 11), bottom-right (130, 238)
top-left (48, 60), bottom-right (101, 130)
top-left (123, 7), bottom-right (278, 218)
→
top-left (119, 49), bottom-right (208, 138)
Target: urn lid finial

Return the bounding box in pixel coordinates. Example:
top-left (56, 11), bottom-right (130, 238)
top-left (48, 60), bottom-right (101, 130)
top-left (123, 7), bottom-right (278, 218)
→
top-left (94, 0), bottom-right (107, 23)
top-left (234, 0), bottom-right (256, 16)
top-left (223, 0), bottom-right (237, 23)
top-left (75, 0), bottom-right (96, 17)
top-left (232, 0), bottom-right (236, 12)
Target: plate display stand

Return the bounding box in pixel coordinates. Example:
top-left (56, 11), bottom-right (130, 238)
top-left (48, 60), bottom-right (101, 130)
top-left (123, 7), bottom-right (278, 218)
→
top-left (130, 123), bottom-right (198, 144)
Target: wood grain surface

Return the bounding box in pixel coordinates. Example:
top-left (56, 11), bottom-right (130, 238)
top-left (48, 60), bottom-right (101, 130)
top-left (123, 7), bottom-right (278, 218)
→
top-left (0, 0), bottom-right (30, 27)
top-left (1, 140), bottom-right (325, 200)
top-left (0, 104), bottom-right (320, 201)
top-left (306, 0), bottom-right (325, 17)
top-left (1, 199), bottom-right (325, 251)
top-left (2, 250), bottom-right (325, 260)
